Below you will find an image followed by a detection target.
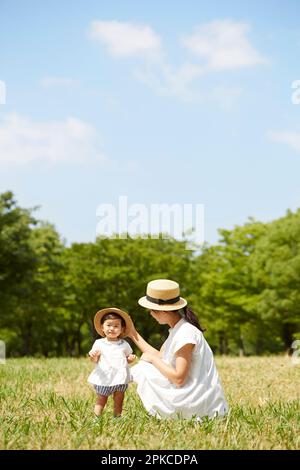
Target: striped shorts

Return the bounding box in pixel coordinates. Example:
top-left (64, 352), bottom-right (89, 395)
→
top-left (94, 384), bottom-right (128, 396)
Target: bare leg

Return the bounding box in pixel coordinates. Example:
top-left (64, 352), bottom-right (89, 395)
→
top-left (113, 391), bottom-right (125, 417)
top-left (94, 394), bottom-right (108, 416)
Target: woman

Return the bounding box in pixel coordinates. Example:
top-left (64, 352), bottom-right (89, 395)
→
top-left (129, 279), bottom-right (228, 420)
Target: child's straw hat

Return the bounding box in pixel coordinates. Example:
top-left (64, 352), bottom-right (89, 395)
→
top-left (94, 307), bottom-right (133, 338)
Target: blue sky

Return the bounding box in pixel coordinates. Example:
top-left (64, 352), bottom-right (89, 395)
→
top-left (1, 0), bottom-right (300, 245)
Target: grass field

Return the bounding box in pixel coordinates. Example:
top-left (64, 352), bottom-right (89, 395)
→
top-left (0, 356), bottom-right (299, 450)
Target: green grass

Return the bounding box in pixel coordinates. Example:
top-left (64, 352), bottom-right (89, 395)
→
top-left (0, 357), bottom-right (299, 449)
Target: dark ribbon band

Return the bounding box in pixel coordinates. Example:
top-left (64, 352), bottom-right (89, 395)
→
top-left (146, 294), bottom-right (180, 305)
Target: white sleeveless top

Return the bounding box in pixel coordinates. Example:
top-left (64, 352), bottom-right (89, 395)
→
top-left (130, 318), bottom-right (228, 419)
top-left (87, 338), bottom-right (132, 387)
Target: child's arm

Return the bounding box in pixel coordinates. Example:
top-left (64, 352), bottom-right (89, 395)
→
top-left (126, 354), bottom-right (136, 364)
top-left (89, 349), bottom-right (101, 363)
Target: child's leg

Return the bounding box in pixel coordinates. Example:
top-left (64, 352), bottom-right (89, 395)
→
top-left (113, 391), bottom-right (125, 417)
top-left (94, 394), bottom-right (108, 416)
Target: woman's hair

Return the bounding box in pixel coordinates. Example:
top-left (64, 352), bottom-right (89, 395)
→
top-left (101, 312), bottom-right (126, 328)
top-left (181, 306), bottom-right (206, 332)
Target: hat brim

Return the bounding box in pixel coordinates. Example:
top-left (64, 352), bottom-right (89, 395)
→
top-left (138, 296), bottom-right (187, 311)
top-left (94, 308), bottom-right (134, 338)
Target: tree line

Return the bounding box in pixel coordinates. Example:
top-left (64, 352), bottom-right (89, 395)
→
top-left (0, 191), bottom-right (299, 357)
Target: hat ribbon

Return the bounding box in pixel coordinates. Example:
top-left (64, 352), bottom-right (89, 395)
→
top-left (146, 295), bottom-right (180, 305)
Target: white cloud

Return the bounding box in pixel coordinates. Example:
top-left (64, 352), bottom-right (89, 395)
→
top-left (268, 130), bottom-right (300, 153)
top-left (41, 77), bottom-right (79, 88)
top-left (89, 20), bottom-right (162, 59)
top-left (0, 113), bottom-right (107, 164)
top-left (135, 64), bottom-right (245, 105)
top-left (89, 19), bottom-right (266, 102)
top-left (134, 62), bottom-right (205, 101)
top-left (181, 19), bottom-right (266, 70)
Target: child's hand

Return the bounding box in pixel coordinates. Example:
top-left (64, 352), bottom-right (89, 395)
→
top-left (89, 350), bottom-right (101, 363)
top-left (127, 354), bottom-right (136, 364)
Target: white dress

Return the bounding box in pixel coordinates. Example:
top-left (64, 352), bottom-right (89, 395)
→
top-left (130, 318), bottom-right (228, 419)
top-left (87, 338), bottom-right (133, 387)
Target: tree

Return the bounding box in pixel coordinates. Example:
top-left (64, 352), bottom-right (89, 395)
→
top-left (0, 191), bottom-right (66, 356)
top-left (0, 191), bottom-right (37, 313)
top-left (190, 220), bottom-right (267, 354)
top-left (251, 209), bottom-right (300, 353)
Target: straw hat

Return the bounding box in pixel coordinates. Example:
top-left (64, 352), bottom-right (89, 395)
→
top-left (93, 307), bottom-right (134, 338)
top-left (138, 279), bottom-right (187, 311)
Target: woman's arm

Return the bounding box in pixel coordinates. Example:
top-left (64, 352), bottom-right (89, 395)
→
top-left (128, 326), bottom-right (160, 356)
top-left (141, 344), bottom-right (194, 387)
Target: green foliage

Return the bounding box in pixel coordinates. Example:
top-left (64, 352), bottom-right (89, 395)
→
top-left (0, 191), bottom-right (37, 312)
top-left (190, 220), bottom-right (269, 354)
top-left (250, 209), bottom-right (300, 352)
top-left (0, 192), bottom-right (65, 356)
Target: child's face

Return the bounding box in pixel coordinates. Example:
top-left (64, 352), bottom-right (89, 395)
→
top-left (102, 318), bottom-right (124, 340)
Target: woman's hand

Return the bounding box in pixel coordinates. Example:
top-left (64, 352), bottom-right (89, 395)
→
top-left (126, 320), bottom-right (138, 340)
top-left (126, 318), bottom-right (160, 357)
top-left (140, 352), bottom-right (155, 364)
